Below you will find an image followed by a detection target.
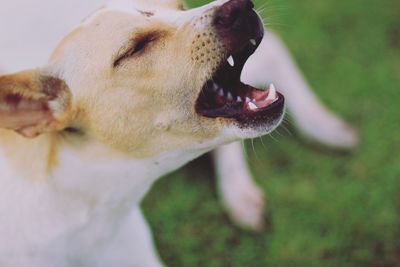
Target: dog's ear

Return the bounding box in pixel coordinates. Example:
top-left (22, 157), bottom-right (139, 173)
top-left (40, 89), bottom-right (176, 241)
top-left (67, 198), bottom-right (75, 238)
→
top-left (0, 69), bottom-right (73, 138)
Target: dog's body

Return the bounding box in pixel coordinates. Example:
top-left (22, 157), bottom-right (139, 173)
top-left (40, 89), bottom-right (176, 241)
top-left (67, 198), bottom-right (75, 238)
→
top-left (0, 0), bottom-right (357, 266)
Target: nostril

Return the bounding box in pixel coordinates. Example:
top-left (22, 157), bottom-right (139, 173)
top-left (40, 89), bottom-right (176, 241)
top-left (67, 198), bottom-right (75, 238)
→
top-left (212, 0), bottom-right (264, 54)
top-left (214, 0), bottom-right (255, 28)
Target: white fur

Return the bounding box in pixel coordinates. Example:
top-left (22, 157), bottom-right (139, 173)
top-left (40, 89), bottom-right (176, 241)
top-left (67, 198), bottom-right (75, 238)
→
top-left (0, 0), bottom-right (357, 266)
top-left (213, 142), bottom-right (266, 231)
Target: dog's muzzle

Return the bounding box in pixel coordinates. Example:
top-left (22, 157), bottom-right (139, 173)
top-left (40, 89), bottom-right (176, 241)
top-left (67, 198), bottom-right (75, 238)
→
top-left (195, 0), bottom-right (285, 128)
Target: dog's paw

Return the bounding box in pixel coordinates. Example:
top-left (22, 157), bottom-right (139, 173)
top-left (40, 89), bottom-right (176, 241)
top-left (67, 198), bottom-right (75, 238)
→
top-left (219, 176), bottom-right (266, 232)
top-left (295, 110), bottom-right (359, 150)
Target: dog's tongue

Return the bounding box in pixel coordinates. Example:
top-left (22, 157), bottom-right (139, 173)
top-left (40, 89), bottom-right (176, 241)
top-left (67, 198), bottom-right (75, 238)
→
top-left (245, 83), bottom-right (279, 111)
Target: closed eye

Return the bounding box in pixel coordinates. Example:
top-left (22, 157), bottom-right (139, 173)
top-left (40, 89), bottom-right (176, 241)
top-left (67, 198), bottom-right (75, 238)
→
top-left (114, 32), bottom-right (159, 67)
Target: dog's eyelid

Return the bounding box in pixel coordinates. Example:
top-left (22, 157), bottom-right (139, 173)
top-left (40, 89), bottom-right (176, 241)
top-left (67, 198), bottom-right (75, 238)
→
top-left (113, 32), bottom-right (160, 68)
top-left (131, 34), bottom-right (158, 54)
top-left (64, 127), bottom-right (84, 135)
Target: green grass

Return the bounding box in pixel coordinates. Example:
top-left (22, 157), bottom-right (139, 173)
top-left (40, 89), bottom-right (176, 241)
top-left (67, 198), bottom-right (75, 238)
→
top-left (143, 0), bottom-right (400, 266)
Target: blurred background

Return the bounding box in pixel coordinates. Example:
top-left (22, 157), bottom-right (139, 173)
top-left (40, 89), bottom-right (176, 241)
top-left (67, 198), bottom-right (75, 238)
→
top-left (143, 0), bottom-right (400, 266)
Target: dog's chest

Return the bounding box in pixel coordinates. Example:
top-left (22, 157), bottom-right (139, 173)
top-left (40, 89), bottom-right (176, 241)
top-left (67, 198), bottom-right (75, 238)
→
top-left (0, 153), bottom-right (153, 263)
top-left (0, 137), bottom-right (208, 263)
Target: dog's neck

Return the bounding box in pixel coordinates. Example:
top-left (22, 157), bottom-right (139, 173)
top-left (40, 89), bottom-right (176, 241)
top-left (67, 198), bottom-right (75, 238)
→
top-left (53, 140), bottom-right (204, 206)
top-left (0, 130), bottom-right (207, 207)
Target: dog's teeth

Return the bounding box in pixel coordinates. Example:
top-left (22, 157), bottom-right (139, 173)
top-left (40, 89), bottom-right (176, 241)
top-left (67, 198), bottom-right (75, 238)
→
top-left (245, 97), bottom-right (251, 103)
top-left (248, 102), bottom-right (258, 110)
top-left (266, 83), bottom-right (277, 101)
top-left (227, 55), bottom-right (235, 67)
top-left (237, 96), bottom-right (243, 102)
top-left (270, 83), bottom-right (276, 92)
top-left (250, 39), bottom-right (257, 46)
top-left (227, 92), bottom-right (233, 101)
top-left (212, 83), bottom-right (219, 92)
top-left (218, 88), bottom-right (225, 97)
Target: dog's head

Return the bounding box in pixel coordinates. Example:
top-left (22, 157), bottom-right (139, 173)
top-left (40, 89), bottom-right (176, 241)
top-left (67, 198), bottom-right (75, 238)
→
top-left (0, 0), bottom-right (284, 158)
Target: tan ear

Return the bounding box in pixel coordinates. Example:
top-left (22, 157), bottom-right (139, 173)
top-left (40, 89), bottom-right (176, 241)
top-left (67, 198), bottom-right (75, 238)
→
top-left (0, 69), bottom-right (73, 138)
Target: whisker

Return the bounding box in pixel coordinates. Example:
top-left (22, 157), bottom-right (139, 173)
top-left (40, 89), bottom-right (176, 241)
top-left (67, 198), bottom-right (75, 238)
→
top-left (269, 132), bottom-right (280, 143)
top-left (281, 124), bottom-right (293, 136)
top-left (260, 136), bottom-right (268, 150)
top-left (251, 138), bottom-right (262, 163)
top-left (241, 140), bottom-right (250, 160)
top-left (275, 128), bottom-right (285, 137)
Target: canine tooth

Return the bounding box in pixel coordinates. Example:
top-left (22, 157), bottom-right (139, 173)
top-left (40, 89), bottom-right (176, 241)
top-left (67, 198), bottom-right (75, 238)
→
top-left (248, 102), bottom-right (258, 110)
top-left (245, 97), bottom-right (251, 103)
top-left (250, 39), bottom-right (257, 46)
top-left (218, 88), bottom-right (225, 97)
top-left (237, 96), bottom-right (243, 102)
top-left (227, 92), bottom-right (233, 101)
top-left (212, 83), bottom-right (218, 91)
top-left (267, 83), bottom-right (277, 101)
top-left (227, 55), bottom-right (235, 67)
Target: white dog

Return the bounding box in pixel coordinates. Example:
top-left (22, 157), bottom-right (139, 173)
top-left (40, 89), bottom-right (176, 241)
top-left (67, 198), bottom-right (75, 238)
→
top-left (0, 0), bottom-right (358, 266)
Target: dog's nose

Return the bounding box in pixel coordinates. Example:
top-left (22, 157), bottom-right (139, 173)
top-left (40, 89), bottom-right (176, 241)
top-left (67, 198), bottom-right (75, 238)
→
top-left (213, 0), bottom-right (264, 52)
top-left (214, 0), bottom-right (254, 29)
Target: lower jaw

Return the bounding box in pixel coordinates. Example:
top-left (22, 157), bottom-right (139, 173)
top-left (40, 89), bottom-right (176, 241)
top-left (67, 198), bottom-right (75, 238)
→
top-left (196, 81), bottom-right (285, 128)
top-left (230, 93), bottom-right (285, 128)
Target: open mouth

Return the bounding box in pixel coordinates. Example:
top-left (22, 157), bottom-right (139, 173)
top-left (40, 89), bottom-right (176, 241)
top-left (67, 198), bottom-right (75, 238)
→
top-left (195, 38), bottom-right (285, 125)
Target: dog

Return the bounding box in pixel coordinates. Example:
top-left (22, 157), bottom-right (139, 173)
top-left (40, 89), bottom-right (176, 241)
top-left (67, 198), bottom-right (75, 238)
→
top-left (0, 0), bottom-right (358, 266)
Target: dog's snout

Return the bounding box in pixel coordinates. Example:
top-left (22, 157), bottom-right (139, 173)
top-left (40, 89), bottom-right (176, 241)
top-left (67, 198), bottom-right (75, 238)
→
top-left (213, 0), bottom-right (264, 53)
top-left (214, 0), bottom-right (254, 29)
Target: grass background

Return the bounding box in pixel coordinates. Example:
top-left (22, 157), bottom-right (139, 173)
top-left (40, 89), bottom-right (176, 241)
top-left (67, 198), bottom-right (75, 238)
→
top-left (143, 0), bottom-right (400, 266)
